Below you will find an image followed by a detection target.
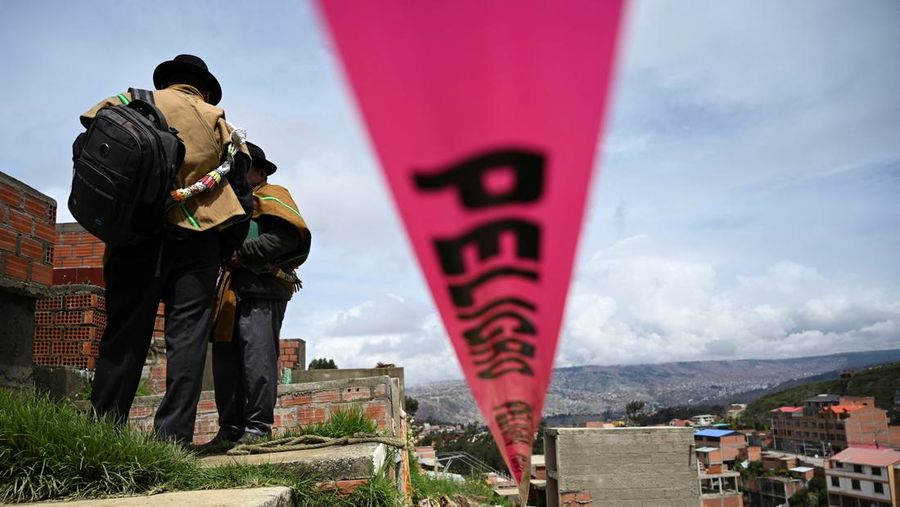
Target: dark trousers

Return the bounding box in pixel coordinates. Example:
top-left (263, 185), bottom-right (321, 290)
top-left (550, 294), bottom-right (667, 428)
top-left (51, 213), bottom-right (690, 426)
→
top-left (212, 298), bottom-right (287, 440)
top-left (91, 228), bottom-right (220, 443)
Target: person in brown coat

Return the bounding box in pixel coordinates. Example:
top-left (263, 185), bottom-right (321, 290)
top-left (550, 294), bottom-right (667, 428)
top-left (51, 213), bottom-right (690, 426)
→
top-left (81, 55), bottom-right (251, 444)
top-left (206, 142), bottom-right (311, 447)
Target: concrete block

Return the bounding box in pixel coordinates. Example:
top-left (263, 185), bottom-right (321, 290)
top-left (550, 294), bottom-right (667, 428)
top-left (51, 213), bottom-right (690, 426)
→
top-left (200, 442), bottom-right (388, 482)
top-left (0, 291), bottom-right (35, 389)
top-left (17, 487), bottom-right (292, 507)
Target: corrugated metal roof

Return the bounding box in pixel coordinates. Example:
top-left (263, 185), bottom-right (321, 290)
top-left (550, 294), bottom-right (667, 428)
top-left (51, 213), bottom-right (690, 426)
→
top-left (772, 406), bottom-right (803, 413)
top-left (694, 429), bottom-right (736, 438)
top-left (696, 446), bottom-right (719, 453)
top-left (831, 447), bottom-right (900, 467)
top-left (803, 394), bottom-right (840, 403)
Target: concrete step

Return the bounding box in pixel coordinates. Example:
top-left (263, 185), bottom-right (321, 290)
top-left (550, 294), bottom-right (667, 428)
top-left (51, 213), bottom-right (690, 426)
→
top-left (199, 442), bottom-right (389, 481)
top-left (20, 487), bottom-right (292, 507)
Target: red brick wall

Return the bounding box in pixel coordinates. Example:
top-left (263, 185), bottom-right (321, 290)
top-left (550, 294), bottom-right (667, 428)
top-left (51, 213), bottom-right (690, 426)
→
top-left (33, 287), bottom-right (105, 369)
top-left (128, 376), bottom-right (398, 445)
top-left (560, 490), bottom-right (592, 506)
top-left (702, 495), bottom-right (744, 507)
top-left (0, 173), bottom-right (56, 291)
top-left (279, 338), bottom-right (305, 373)
top-left (845, 407), bottom-right (892, 448)
top-left (52, 223), bottom-right (104, 286)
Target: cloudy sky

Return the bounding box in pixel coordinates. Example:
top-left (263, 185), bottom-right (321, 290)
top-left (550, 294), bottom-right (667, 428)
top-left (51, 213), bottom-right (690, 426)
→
top-left (2, 1), bottom-right (898, 385)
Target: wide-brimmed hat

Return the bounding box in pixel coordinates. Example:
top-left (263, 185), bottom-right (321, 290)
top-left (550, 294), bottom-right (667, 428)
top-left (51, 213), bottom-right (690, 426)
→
top-left (247, 142), bottom-right (277, 175)
top-left (153, 54), bottom-right (222, 105)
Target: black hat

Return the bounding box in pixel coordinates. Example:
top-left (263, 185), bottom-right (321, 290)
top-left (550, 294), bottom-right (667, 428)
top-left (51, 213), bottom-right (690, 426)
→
top-left (153, 54), bottom-right (222, 106)
top-left (247, 142), bottom-right (277, 175)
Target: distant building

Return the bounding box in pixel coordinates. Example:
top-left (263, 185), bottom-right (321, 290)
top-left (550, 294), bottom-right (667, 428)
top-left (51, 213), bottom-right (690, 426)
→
top-left (669, 418), bottom-right (692, 427)
top-left (527, 455), bottom-right (548, 507)
top-left (825, 447), bottom-right (900, 507)
top-left (738, 445), bottom-right (762, 462)
top-left (700, 468), bottom-right (743, 507)
top-left (737, 428), bottom-right (773, 449)
top-left (694, 430), bottom-right (747, 506)
top-left (584, 421), bottom-right (618, 428)
top-left (544, 427), bottom-right (700, 507)
top-left (695, 429), bottom-right (748, 467)
top-left (692, 414), bottom-right (718, 426)
top-left (414, 446), bottom-right (439, 471)
top-left (726, 404), bottom-right (747, 418)
top-left (761, 451), bottom-right (799, 471)
top-left (755, 474), bottom-right (806, 507)
top-left (770, 394), bottom-right (899, 455)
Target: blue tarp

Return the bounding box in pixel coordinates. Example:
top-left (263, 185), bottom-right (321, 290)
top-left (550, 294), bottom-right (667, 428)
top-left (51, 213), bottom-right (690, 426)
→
top-left (694, 429), bottom-right (735, 438)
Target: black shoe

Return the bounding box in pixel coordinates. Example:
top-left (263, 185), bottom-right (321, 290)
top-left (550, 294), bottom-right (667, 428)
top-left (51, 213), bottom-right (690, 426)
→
top-left (195, 433), bottom-right (238, 455)
top-left (236, 431), bottom-right (270, 444)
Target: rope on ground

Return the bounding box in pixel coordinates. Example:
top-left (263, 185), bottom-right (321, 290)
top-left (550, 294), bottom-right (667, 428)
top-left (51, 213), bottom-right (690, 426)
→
top-left (226, 433), bottom-right (407, 456)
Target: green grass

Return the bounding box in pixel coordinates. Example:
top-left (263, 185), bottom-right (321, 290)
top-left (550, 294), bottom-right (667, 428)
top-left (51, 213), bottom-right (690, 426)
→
top-left (408, 451), bottom-right (512, 506)
top-left (73, 378), bottom-right (152, 401)
top-left (0, 389), bottom-right (196, 502)
top-left (0, 390), bottom-right (402, 505)
top-left (280, 405), bottom-right (379, 439)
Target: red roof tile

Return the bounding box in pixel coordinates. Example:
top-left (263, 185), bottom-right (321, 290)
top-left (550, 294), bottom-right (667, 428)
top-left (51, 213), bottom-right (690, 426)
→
top-left (830, 447), bottom-right (900, 467)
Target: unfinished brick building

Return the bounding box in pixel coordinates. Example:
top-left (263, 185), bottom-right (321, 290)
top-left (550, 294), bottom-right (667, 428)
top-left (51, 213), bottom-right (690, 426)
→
top-left (771, 394), bottom-right (900, 454)
top-left (0, 172), bottom-right (56, 389)
top-left (32, 222), bottom-right (307, 395)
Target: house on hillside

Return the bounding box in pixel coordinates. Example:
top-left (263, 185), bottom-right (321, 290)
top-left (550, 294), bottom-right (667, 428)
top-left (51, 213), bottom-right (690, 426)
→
top-left (770, 394), bottom-right (898, 455)
top-left (825, 447), bottom-right (900, 507)
top-left (692, 414), bottom-right (717, 426)
top-left (695, 429), bottom-right (748, 468)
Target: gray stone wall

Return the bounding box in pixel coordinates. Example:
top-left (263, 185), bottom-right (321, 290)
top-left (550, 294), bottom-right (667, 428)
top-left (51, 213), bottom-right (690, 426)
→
top-left (0, 292), bottom-right (36, 389)
top-left (545, 426), bottom-right (700, 507)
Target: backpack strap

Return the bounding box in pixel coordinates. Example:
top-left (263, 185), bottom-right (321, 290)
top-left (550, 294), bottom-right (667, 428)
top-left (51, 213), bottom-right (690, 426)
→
top-left (128, 88), bottom-right (156, 105)
top-left (125, 88), bottom-right (169, 131)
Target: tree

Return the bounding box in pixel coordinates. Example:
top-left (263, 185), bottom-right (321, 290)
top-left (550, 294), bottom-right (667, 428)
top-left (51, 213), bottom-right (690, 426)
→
top-left (404, 395), bottom-right (419, 417)
top-left (625, 400), bottom-right (646, 425)
top-left (308, 358), bottom-right (338, 369)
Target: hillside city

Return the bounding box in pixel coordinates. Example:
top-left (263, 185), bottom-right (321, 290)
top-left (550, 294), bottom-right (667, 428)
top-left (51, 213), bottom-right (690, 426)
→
top-left (410, 360), bottom-right (900, 506)
top-left (2, 176), bottom-right (898, 505)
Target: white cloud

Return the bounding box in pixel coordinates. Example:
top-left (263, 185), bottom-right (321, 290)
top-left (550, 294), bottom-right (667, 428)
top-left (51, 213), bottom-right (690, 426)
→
top-left (326, 293), bottom-right (428, 336)
top-left (559, 237), bottom-right (900, 368)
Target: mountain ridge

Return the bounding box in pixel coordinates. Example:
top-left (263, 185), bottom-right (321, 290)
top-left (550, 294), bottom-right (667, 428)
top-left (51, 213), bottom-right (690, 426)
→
top-left (409, 347), bottom-right (900, 424)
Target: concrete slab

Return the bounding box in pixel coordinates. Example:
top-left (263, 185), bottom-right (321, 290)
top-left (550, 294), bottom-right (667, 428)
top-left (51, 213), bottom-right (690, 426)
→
top-left (20, 487), bottom-right (292, 507)
top-left (200, 442), bottom-right (387, 481)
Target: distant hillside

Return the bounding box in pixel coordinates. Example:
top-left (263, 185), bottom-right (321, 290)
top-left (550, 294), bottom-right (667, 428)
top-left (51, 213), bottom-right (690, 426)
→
top-left (741, 362), bottom-right (900, 425)
top-left (409, 348), bottom-right (900, 424)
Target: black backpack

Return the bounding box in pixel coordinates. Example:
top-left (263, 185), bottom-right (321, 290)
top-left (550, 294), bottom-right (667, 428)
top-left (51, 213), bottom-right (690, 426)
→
top-left (69, 88), bottom-right (184, 246)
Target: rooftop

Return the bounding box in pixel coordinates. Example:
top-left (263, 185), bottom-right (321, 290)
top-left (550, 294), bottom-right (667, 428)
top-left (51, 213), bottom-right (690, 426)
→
top-left (830, 447), bottom-right (900, 467)
top-left (826, 404), bottom-right (865, 415)
top-left (803, 394), bottom-right (840, 403)
top-left (772, 406), bottom-right (803, 413)
top-left (695, 429), bottom-right (736, 438)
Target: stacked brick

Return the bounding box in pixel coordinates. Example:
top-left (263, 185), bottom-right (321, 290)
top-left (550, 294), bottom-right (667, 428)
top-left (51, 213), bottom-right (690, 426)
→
top-left (560, 491), bottom-right (593, 507)
top-left (128, 375), bottom-right (398, 445)
top-left (52, 223), bottom-right (105, 285)
top-left (278, 338), bottom-right (306, 373)
top-left (0, 173), bottom-right (56, 293)
top-left (276, 376), bottom-right (394, 432)
top-left (33, 286), bottom-right (106, 369)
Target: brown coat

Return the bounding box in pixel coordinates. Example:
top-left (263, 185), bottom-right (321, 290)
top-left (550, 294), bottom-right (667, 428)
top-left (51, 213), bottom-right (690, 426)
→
top-left (81, 84), bottom-right (247, 231)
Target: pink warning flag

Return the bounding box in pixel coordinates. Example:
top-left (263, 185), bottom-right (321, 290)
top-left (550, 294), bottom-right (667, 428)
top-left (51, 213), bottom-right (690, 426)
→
top-left (317, 0), bottom-right (625, 481)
